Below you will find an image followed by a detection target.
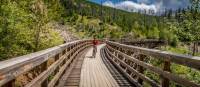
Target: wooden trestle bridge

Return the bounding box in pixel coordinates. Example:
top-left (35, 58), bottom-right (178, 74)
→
top-left (0, 40), bottom-right (200, 87)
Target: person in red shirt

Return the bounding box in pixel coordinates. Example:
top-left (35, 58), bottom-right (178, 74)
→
top-left (92, 37), bottom-right (98, 58)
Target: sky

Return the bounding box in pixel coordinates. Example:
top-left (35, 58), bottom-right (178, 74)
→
top-left (89, 0), bottom-right (191, 14)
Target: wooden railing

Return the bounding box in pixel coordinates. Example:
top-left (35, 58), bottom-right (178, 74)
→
top-left (0, 40), bottom-right (92, 87)
top-left (104, 41), bottom-right (200, 87)
top-left (111, 39), bottom-right (167, 47)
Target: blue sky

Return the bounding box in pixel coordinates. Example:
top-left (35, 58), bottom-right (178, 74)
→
top-left (89, 0), bottom-right (190, 14)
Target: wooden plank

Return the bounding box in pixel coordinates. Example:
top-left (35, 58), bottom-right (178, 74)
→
top-left (25, 44), bottom-right (86, 87)
top-left (97, 45), bottom-right (119, 87)
top-left (27, 43), bottom-right (90, 87)
top-left (57, 67), bottom-right (75, 87)
top-left (64, 50), bottom-right (86, 87)
top-left (106, 41), bottom-right (200, 70)
top-left (106, 45), bottom-right (200, 87)
top-left (0, 40), bottom-right (91, 86)
top-left (105, 47), bottom-right (158, 87)
top-left (79, 44), bottom-right (119, 87)
top-left (53, 46), bottom-right (90, 87)
top-left (91, 58), bottom-right (100, 87)
top-left (90, 58), bottom-right (96, 87)
top-left (101, 48), bottom-right (134, 87)
top-left (41, 61), bottom-right (48, 87)
top-left (85, 55), bottom-right (91, 87)
top-left (104, 48), bottom-right (143, 87)
top-left (2, 79), bottom-right (15, 87)
top-left (97, 50), bottom-right (118, 87)
top-left (161, 60), bottom-right (171, 87)
top-left (95, 52), bottom-right (111, 87)
top-left (137, 55), bottom-right (145, 85)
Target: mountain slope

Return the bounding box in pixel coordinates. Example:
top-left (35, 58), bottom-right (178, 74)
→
top-left (62, 0), bottom-right (173, 39)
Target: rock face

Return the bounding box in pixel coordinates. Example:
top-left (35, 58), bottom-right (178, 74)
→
top-left (51, 22), bottom-right (79, 42)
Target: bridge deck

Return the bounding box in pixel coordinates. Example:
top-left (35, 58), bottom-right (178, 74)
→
top-left (58, 44), bottom-right (120, 87)
top-left (1, 40), bottom-right (199, 87)
top-left (80, 44), bottom-right (119, 87)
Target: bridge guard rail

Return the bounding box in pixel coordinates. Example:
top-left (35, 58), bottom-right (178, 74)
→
top-left (104, 41), bottom-right (200, 87)
top-left (0, 40), bottom-right (92, 87)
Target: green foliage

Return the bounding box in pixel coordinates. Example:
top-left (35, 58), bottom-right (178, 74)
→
top-left (64, 0), bottom-right (200, 48)
top-left (161, 46), bottom-right (190, 54)
top-left (61, 0), bottom-right (177, 41)
top-left (0, 0), bottom-right (64, 60)
top-left (160, 46), bottom-right (200, 85)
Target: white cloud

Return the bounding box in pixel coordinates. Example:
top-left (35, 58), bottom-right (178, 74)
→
top-left (137, 0), bottom-right (151, 4)
top-left (102, 1), bottom-right (115, 7)
top-left (103, 1), bottom-right (161, 14)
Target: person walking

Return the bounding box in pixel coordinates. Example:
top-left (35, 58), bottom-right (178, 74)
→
top-left (92, 37), bottom-right (98, 58)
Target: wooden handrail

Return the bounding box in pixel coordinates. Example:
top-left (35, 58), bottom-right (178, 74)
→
top-left (105, 41), bottom-right (200, 87)
top-left (111, 39), bottom-right (166, 43)
top-left (110, 39), bottom-right (167, 47)
top-left (0, 40), bottom-right (92, 87)
top-left (106, 41), bottom-right (200, 70)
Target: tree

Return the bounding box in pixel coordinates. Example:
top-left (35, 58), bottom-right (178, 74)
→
top-left (176, 0), bottom-right (200, 55)
top-left (0, 0), bottom-right (64, 60)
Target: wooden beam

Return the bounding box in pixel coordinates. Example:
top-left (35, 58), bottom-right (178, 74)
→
top-left (137, 55), bottom-right (145, 85)
top-left (107, 41), bottom-right (200, 70)
top-left (0, 40), bottom-right (92, 86)
top-left (161, 60), bottom-right (171, 87)
top-left (106, 44), bottom-right (200, 87)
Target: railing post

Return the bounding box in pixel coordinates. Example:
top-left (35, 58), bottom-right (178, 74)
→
top-left (41, 61), bottom-right (48, 87)
top-left (55, 53), bottom-right (61, 61)
top-left (137, 55), bottom-right (144, 85)
top-left (161, 60), bottom-right (171, 87)
top-left (54, 53), bottom-right (61, 74)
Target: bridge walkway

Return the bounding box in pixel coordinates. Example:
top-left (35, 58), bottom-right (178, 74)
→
top-left (1, 40), bottom-right (199, 87)
top-left (80, 44), bottom-right (119, 87)
top-left (58, 44), bottom-right (126, 87)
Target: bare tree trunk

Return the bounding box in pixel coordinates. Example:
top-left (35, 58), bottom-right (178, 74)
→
top-left (34, 20), bottom-right (41, 52)
top-left (192, 42), bottom-right (196, 56)
top-left (195, 43), bottom-right (199, 54)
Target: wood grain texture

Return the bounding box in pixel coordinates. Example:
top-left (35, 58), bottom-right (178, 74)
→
top-left (106, 41), bottom-right (200, 87)
top-left (0, 40), bottom-right (92, 86)
top-left (106, 41), bottom-right (200, 70)
top-left (80, 44), bottom-right (119, 87)
top-left (57, 47), bottom-right (89, 87)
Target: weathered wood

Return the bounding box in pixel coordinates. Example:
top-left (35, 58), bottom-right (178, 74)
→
top-left (161, 60), bottom-right (171, 87)
top-left (0, 40), bottom-right (92, 86)
top-left (104, 48), bottom-right (143, 87)
top-left (62, 48), bottom-right (86, 87)
top-left (106, 42), bottom-right (200, 87)
top-left (41, 61), bottom-right (48, 87)
top-left (110, 39), bottom-right (167, 48)
top-left (79, 44), bottom-right (119, 87)
top-left (49, 45), bottom-right (90, 87)
top-left (2, 79), bottom-right (15, 87)
top-left (137, 55), bottom-right (145, 85)
top-left (25, 43), bottom-right (90, 87)
top-left (106, 41), bottom-right (200, 70)
top-left (105, 47), bottom-right (159, 87)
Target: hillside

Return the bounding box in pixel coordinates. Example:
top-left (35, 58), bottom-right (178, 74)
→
top-left (62, 0), bottom-right (176, 42)
top-left (63, 0), bottom-right (200, 52)
top-left (0, 0), bottom-right (76, 60)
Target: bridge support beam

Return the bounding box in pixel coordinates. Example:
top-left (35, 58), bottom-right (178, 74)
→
top-left (41, 61), bottom-right (48, 87)
top-left (137, 55), bottom-right (145, 85)
top-left (161, 60), bottom-right (171, 87)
